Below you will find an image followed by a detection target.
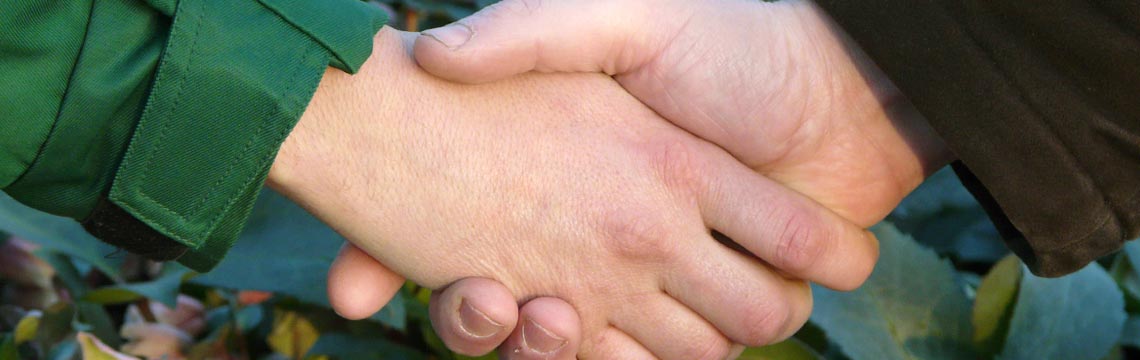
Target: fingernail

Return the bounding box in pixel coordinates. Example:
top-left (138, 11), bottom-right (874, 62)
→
top-left (458, 299), bottom-right (503, 338)
top-left (422, 23), bottom-right (473, 50)
top-left (521, 318), bottom-right (567, 354)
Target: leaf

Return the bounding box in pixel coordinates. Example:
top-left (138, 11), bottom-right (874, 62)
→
top-left (1117, 241), bottom-right (1140, 312)
top-left (738, 338), bottom-right (822, 360)
top-left (83, 263), bottom-right (190, 307)
top-left (205, 304), bottom-right (264, 335)
top-left (1120, 316), bottom-right (1140, 348)
top-left (889, 167), bottom-right (977, 223)
top-left (998, 263), bottom-right (1125, 360)
top-left (456, 353), bottom-right (498, 360)
top-left (888, 167), bottom-right (1008, 263)
top-left (13, 310), bottom-right (41, 345)
top-left (46, 339), bottom-right (78, 360)
top-left (39, 251), bottom-right (123, 347)
top-left (267, 310), bottom-right (320, 359)
top-left (1124, 240), bottom-right (1140, 271)
top-left (474, 0), bottom-right (499, 8)
top-left (972, 255), bottom-right (1021, 355)
top-left (75, 303), bottom-right (121, 349)
top-left (0, 334), bottom-right (16, 360)
top-left (35, 302), bottom-right (75, 345)
top-left (0, 194), bottom-right (122, 280)
top-left (306, 333), bottom-right (425, 360)
top-left (1108, 250), bottom-right (1140, 313)
top-left (1102, 346), bottom-right (1124, 360)
top-left (810, 223), bottom-right (975, 360)
top-left (76, 332), bottom-right (138, 360)
top-left (189, 190), bottom-right (405, 328)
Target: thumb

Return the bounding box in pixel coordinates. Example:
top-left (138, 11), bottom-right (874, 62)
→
top-left (414, 0), bottom-right (678, 84)
top-left (326, 243), bottom-right (406, 320)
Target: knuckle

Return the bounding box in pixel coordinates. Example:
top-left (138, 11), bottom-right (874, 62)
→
top-left (771, 210), bottom-right (831, 275)
top-left (646, 140), bottom-right (709, 197)
top-left (599, 209), bottom-right (678, 262)
top-left (682, 335), bottom-right (733, 360)
top-left (735, 299), bottom-right (792, 346)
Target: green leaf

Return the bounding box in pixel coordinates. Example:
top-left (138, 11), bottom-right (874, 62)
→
top-left (888, 167), bottom-right (1008, 263)
top-left (45, 340), bottom-right (78, 360)
top-left (998, 263), bottom-right (1125, 360)
top-left (1124, 241), bottom-right (1140, 271)
top-left (1102, 346), bottom-right (1124, 360)
top-left (307, 333), bottom-right (425, 360)
top-left (0, 194), bottom-right (122, 280)
top-left (83, 263), bottom-right (190, 307)
top-left (40, 252), bottom-right (122, 348)
top-left (972, 255), bottom-right (1022, 355)
top-left (13, 310), bottom-right (41, 345)
top-left (1120, 316), bottom-right (1140, 348)
top-left (1108, 250), bottom-right (1140, 313)
top-left (889, 168), bottom-right (977, 222)
top-left (190, 190), bottom-right (406, 328)
top-left (474, 0), bottom-right (498, 9)
top-left (1, 334), bottom-right (17, 360)
top-left (1117, 241), bottom-right (1140, 312)
top-left (810, 223), bottom-right (976, 360)
top-left (74, 303), bottom-right (120, 349)
top-left (35, 302), bottom-right (75, 346)
top-left (738, 338), bottom-right (822, 360)
top-left (456, 353), bottom-right (498, 360)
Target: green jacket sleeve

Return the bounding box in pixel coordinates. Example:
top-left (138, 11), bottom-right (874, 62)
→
top-left (0, 0), bottom-right (387, 272)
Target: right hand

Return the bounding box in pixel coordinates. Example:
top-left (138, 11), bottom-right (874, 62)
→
top-left (393, 0), bottom-right (955, 356)
top-left (275, 27), bottom-right (876, 359)
top-left (412, 0), bottom-right (954, 227)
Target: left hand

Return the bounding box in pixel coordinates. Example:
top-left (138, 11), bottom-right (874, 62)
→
top-left (328, 0), bottom-right (947, 355)
top-left (292, 27), bottom-right (873, 359)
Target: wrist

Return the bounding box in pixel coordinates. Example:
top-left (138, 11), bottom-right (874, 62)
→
top-left (268, 27), bottom-right (416, 203)
top-left (795, 0), bottom-right (955, 183)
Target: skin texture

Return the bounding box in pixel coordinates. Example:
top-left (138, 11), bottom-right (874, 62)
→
top-left (271, 27), bottom-right (876, 359)
top-left (328, 0), bottom-right (956, 358)
top-left (413, 0), bottom-right (953, 226)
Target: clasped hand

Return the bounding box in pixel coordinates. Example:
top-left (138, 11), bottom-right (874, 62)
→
top-left (268, 0), bottom-right (952, 358)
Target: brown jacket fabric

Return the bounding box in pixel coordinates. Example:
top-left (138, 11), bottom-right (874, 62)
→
top-left (816, 0), bottom-right (1140, 277)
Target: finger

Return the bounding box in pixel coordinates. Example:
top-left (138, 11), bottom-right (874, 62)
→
top-left (664, 241), bottom-right (813, 347)
top-left (610, 294), bottom-right (734, 360)
top-left (574, 326), bottom-right (655, 360)
top-left (413, 0), bottom-right (683, 84)
top-left (700, 151), bottom-right (880, 291)
top-left (499, 297), bottom-right (581, 359)
top-left (327, 243), bottom-right (406, 320)
top-left (429, 278), bottom-right (520, 356)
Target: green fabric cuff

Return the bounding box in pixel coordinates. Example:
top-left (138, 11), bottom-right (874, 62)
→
top-left (109, 0), bottom-right (386, 272)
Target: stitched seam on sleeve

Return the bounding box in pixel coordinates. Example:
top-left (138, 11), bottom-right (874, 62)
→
top-left (193, 46), bottom-right (321, 235)
top-left (257, 0), bottom-right (352, 72)
top-left (129, 0), bottom-right (207, 222)
top-left (1032, 211), bottom-right (1118, 264)
top-left (127, 44), bottom-right (319, 243)
top-left (932, 1), bottom-right (1122, 250)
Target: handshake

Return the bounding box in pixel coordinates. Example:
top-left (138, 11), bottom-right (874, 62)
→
top-left (269, 0), bottom-right (951, 358)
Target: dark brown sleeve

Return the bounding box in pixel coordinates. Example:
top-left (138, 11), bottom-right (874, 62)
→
top-left (812, 0), bottom-right (1140, 276)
